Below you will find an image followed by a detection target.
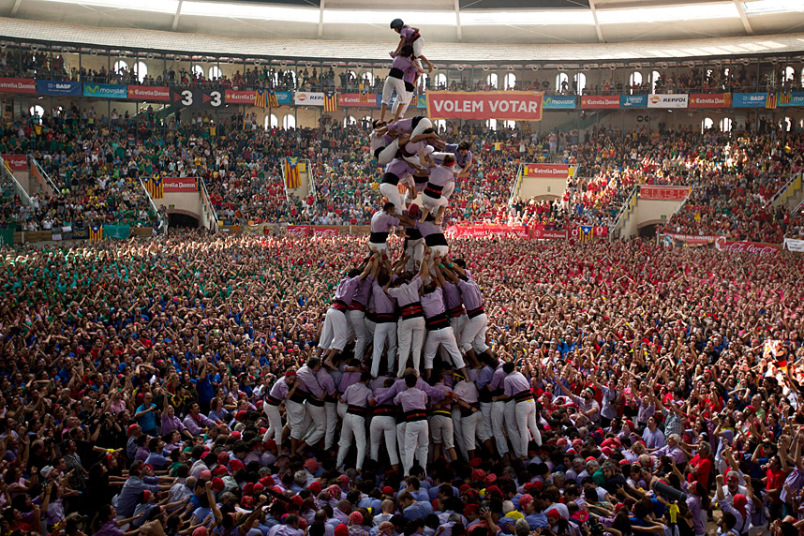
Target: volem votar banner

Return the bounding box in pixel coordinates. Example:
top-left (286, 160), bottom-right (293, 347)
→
top-left (426, 91), bottom-right (543, 121)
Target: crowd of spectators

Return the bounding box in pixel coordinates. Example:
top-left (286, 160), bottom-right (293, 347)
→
top-left (0, 231), bottom-right (804, 536)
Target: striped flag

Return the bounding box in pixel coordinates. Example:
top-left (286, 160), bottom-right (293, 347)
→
top-left (324, 91), bottom-right (338, 112)
top-left (766, 93), bottom-right (777, 110)
top-left (267, 89), bottom-right (279, 108)
top-left (579, 226), bottom-right (594, 243)
top-left (359, 83), bottom-right (370, 104)
top-left (284, 157), bottom-right (301, 189)
top-left (254, 90), bottom-right (267, 108)
top-left (780, 91), bottom-right (791, 106)
top-left (147, 176), bottom-right (164, 199)
top-left (89, 225), bottom-right (103, 243)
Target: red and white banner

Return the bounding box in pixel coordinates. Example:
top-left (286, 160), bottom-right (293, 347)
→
top-left (641, 185), bottom-right (690, 201)
top-left (163, 177), bottom-right (197, 193)
top-left (647, 94), bottom-right (689, 109)
top-left (580, 95), bottom-right (620, 109)
top-left (286, 225), bottom-right (343, 237)
top-left (426, 91), bottom-right (543, 121)
top-left (689, 93), bottom-right (732, 108)
top-left (525, 163), bottom-right (569, 178)
top-left (338, 93), bottom-right (376, 107)
top-left (714, 237), bottom-right (779, 256)
top-left (2, 154), bottom-right (27, 171)
top-left (286, 225), bottom-right (311, 237)
top-left (531, 228), bottom-right (568, 240)
top-left (445, 224), bottom-right (530, 239)
top-left (659, 233), bottom-right (719, 246)
top-left (127, 85), bottom-right (170, 101)
top-left (0, 78), bottom-right (36, 94)
top-left (225, 90), bottom-right (256, 104)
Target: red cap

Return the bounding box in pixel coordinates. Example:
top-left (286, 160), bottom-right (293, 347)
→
top-left (309, 481), bottom-right (322, 494)
top-left (243, 483), bottom-right (254, 495)
top-left (260, 476), bottom-right (276, 487)
top-left (349, 511), bottom-right (363, 525)
top-left (471, 469), bottom-right (486, 481)
top-left (483, 474), bottom-right (497, 486)
top-left (334, 524), bottom-right (349, 536)
top-left (230, 430), bottom-right (242, 439)
top-left (285, 370), bottom-right (297, 378)
top-left (127, 424), bottom-right (139, 436)
top-left (143, 490), bottom-right (151, 502)
top-left (212, 466), bottom-right (229, 477)
top-left (229, 460), bottom-right (245, 472)
top-left (382, 486), bottom-right (394, 495)
top-left (212, 478), bottom-right (225, 491)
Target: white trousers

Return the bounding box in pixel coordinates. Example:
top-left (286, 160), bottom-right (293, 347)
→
top-left (286, 399), bottom-right (309, 441)
top-left (442, 180), bottom-right (455, 200)
top-left (262, 403), bottom-right (283, 444)
top-left (379, 182), bottom-right (406, 215)
top-left (396, 316), bottom-right (425, 377)
top-left (405, 239), bottom-right (425, 272)
top-left (346, 309), bottom-right (370, 363)
top-left (429, 414), bottom-right (454, 449)
top-left (411, 118), bottom-right (432, 137)
top-left (515, 398), bottom-right (542, 450)
top-left (378, 139), bottom-right (400, 165)
top-left (403, 419), bottom-right (429, 476)
top-left (491, 400), bottom-right (508, 456)
top-left (371, 321), bottom-right (397, 378)
top-left (450, 314), bottom-right (467, 345)
top-left (451, 408), bottom-right (467, 460)
top-left (324, 401), bottom-right (338, 450)
top-left (479, 402), bottom-right (494, 443)
top-left (421, 191), bottom-right (447, 213)
top-left (396, 421), bottom-right (407, 467)
top-left (460, 313), bottom-right (489, 354)
top-left (302, 402), bottom-right (326, 446)
top-left (336, 414), bottom-right (367, 470)
top-left (370, 415), bottom-right (399, 466)
top-left (382, 76), bottom-right (408, 108)
top-left (423, 327), bottom-right (465, 371)
top-left (504, 400), bottom-right (523, 458)
top-left (319, 308), bottom-right (348, 352)
top-left (461, 410), bottom-right (484, 453)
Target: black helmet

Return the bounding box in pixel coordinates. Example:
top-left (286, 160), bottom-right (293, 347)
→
top-left (390, 18), bottom-right (404, 30)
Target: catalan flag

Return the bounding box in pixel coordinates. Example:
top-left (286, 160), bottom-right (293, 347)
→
top-left (254, 90), bottom-right (267, 108)
top-left (284, 157), bottom-right (301, 190)
top-left (766, 92), bottom-right (777, 110)
top-left (578, 226), bottom-right (594, 243)
top-left (267, 89), bottom-right (279, 108)
top-left (780, 91), bottom-right (791, 106)
top-left (89, 225), bottom-right (103, 243)
top-left (147, 176), bottom-right (164, 199)
top-left (324, 91), bottom-right (338, 112)
top-left (359, 83), bottom-right (370, 104)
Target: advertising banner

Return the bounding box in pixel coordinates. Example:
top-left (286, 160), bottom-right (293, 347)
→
top-left (244, 222), bottom-right (287, 236)
top-left (83, 83), bottom-right (127, 99)
top-left (531, 228), bottom-right (568, 240)
top-left (647, 94), bottom-right (689, 109)
top-left (714, 237), bottom-right (779, 256)
top-left (294, 92), bottom-right (324, 106)
top-left (779, 92), bottom-right (804, 107)
top-left (226, 90), bottom-right (256, 104)
top-left (640, 185), bottom-right (690, 201)
top-left (620, 95), bottom-right (647, 108)
top-left (580, 95), bottom-right (619, 109)
top-left (286, 225), bottom-right (311, 237)
top-left (426, 91), bottom-right (543, 121)
top-left (445, 224), bottom-right (530, 239)
top-left (338, 92), bottom-right (377, 107)
top-left (733, 93), bottom-right (768, 108)
top-left (524, 163), bottom-right (570, 178)
top-left (36, 80), bottom-right (82, 96)
top-left (163, 177), bottom-right (197, 193)
top-left (103, 224), bottom-right (131, 240)
top-left (689, 93), bottom-right (731, 108)
top-left (127, 85), bottom-right (170, 101)
top-left (0, 78), bottom-right (35, 94)
top-left (542, 95), bottom-right (576, 110)
top-left (2, 154), bottom-right (27, 171)
top-left (784, 238), bottom-right (804, 252)
top-left (659, 233), bottom-right (720, 247)
top-left (0, 224), bottom-right (15, 247)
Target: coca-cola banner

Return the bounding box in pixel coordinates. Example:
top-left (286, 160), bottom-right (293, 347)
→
top-left (426, 91), bottom-right (543, 121)
top-left (714, 237), bottom-right (779, 256)
top-left (163, 177), bottom-right (197, 193)
top-left (445, 224), bottom-right (530, 239)
top-left (641, 185), bottom-right (690, 201)
top-left (525, 164), bottom-right (570, 178)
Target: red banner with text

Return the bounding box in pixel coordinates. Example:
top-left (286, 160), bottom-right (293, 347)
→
top-left (714, 237), bottom-right (779, 256)
top-left (2, 154), bottom-right (27, 171)
top-left (163, 177), bottom-right (198, 193)
top-left (286, 225), bottom-right (344, 237)
top-left (531, 228), bottom-right (568, 240)
top-left (525, 163), bottom-right (570, 178)
top-left (225, 90), bottom-right (256, 105)
top-left (445, 224), bottom-right (531, 239)
top-left (640, 185), bottom-right (691, 201)
top-left (0, 78), bottom-right (36, 94)
top-left (426, 91), bottom-right (543, 121)
top-left (688, 93), bottom-right (732, 108)
top-left (127, 85), bottom-right (170, 102)
top-left (580, 95), bottom-right (620, 109)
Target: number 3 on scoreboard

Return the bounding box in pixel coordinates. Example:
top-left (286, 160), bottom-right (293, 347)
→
top-left (209, 91), bottom-right (222, 107)
top-left (180, 90), bottom-right (193, 106)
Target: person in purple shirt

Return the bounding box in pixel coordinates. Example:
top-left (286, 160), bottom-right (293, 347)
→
top-left (336, 372), bottom-right (374, 471)
top-left (387, 256), bottom-right (428, 378)
top-left (390, 19), bottom-right (434, 72)
top-left (394, 373), bottom-right (430, 476)
top-left (418, 217), bottom-right (449, 259)
top-left (501, 361), bottom-right (542, 460)
top-left (418, 153), bottom-right (456, 225)
top-left (369, 204), bottom-right (414, 254)
top-left (317, 367), bottom-right (339, 452)
top-left (380, 158), bottom-right (418, 215)
top-left (370, 378), bottom-right (401, 471)
top-left (293, 357), bottom-right (326, 457)
top-left (262, 371), bottom-right (296, 445)
top-left (420, 261), bottom-right (466, 380)
top-left (369, 258), bottom-right (399, 379)
top-left (319, 262), bottom-right (370, 369)
top-left (445, 259), bottom-right (489, 360)
top-left (380, 45), bottom-right (425, 122)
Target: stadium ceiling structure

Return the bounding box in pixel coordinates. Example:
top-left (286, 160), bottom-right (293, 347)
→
top-left (0, 0), bottom-right (803, 63)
